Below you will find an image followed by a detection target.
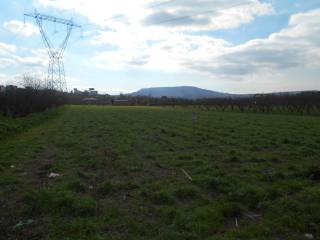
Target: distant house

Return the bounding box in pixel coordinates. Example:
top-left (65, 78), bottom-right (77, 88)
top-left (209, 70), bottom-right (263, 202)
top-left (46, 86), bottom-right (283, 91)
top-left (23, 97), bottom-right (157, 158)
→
top-left (82, 97), bottom-right (98, 104)
top-left (113, 99), bottom-right (130, 105)
top-left (88, 88), bottom-right (98, 96)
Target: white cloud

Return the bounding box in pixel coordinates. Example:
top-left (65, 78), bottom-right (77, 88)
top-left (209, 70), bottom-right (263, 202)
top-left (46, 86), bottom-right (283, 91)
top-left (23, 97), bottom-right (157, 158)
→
top-left (3, 20), bottom-right (39, 37)
top-left (142, 0), bottom-right (274, 31)
top-left (89, 8), bottom-right (320, 84)
top-left (14, 55), bottom-right (47, 67)
top-left (34, 0), bottom-right (276, 74)
top-left (0, 41), bottom-right (47, 70)
top-left (191, 8), bottom-right (320, 78)
top-left (0, 73), bottom-right (10, 84)
top-left (0, 42), bottom-right (17, 55)
top-left (32, 1), bottom-right (319, 92)
top-left (0, 73), bottom-right (21, 86)
top-left (36, 0), bottom-right (274, 31)
top-left (0, 42), bottom-right (18, 69)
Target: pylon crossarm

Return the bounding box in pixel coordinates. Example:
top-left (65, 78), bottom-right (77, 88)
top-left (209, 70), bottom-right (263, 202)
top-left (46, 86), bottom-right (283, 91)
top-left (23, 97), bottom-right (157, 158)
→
top-left (24, 13), bottom-right (81, 28)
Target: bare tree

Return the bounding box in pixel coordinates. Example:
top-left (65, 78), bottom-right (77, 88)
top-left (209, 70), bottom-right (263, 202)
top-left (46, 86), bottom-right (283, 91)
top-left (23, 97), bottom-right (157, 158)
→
top-left (21, 73), bottom-right (46, 90)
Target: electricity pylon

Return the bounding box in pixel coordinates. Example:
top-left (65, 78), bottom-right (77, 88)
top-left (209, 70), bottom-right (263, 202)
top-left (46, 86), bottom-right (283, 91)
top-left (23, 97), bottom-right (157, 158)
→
top-left (24, 10), bottom-right (81, 92)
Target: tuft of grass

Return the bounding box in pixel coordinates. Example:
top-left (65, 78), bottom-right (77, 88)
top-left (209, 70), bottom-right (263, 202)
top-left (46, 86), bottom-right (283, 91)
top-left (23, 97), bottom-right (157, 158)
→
top-left (174, 205), bottom-right (224, 236)
top-left (23, 189), bottom-right (97, 217)
top-left (0, 175), bottom-right (20, 186)
top-left (97, 180), bottom-right (139, 196)
top-left (67, 178), bottom-right (87, 193)
top-left (61, 218), bottom-right (101, 239)
top-left (97, 180), bottom-right (114, 196)
top-left (174, 186), bottom-right (200, 200)
top-left (151, 190), bottom-right (175, 205)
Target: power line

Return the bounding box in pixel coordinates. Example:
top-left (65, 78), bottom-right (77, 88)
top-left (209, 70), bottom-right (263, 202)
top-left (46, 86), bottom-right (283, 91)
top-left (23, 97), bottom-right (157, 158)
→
top-left (81, 0), bottom-right (253, 30)
top-left (38, 0), bottom-right (255, 49)
top-left (145, 9), bottom-right (213, 26)
top-left (81, 15), bottom-right (124, 29)
top-left (81, 0), bottom-right (180, 30)
top-left (145, 0), bottom-right (253, 27)
top-left (148, 0), bottom-right (179, 9)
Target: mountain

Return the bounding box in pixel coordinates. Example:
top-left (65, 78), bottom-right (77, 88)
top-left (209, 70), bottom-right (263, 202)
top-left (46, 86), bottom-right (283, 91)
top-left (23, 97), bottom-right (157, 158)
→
top-left (130, 86), bottom-right (236, 99)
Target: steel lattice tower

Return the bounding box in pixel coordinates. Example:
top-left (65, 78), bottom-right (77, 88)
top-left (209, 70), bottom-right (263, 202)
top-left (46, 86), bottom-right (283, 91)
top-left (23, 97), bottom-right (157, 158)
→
top-left (25, 10), bottom-right (81, 92)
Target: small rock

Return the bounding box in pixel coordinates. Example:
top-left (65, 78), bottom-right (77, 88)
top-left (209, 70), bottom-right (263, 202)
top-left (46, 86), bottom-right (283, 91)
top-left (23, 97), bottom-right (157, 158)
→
top-left (10, 165), bottom-right (15, 169)
top-left (264, 168), bottom-right (274, 173)
top-left (304, 233), bottom-right (314, 239)
top-left (123, 194), bottom-right (128, 201)
top-left (48, 173), bottom-right (61, 178)
top-left (243, 212), bottom-right (262, 220)
top-left (88, 185), bottom-right (94, 190)
top-left (14, 219), bottom-right (34, 229)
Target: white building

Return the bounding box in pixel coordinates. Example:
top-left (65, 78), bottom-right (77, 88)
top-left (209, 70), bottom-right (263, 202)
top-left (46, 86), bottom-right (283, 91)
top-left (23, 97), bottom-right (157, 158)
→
top-left (88, 88), bottom-right (98, 96)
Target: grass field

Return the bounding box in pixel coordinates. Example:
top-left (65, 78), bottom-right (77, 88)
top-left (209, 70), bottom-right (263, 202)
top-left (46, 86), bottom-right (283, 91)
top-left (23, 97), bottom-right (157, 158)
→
top-left (1, 105), bottom-right (320, 240)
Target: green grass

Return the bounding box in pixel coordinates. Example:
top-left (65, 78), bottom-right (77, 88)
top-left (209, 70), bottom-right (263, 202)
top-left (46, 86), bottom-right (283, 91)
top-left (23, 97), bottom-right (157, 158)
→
top-left (0, 105), bottom-right (319, 239)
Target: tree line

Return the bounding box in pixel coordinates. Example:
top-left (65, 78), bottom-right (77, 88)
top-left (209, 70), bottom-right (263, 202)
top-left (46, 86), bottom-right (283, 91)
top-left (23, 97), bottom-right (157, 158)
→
top-left (0, 75), bottom-right (68, 117)
top-left (193, 92), bottom-right (320, 114)
top-left (75, 91), bottom-right (320, 115)
top-left (1, 75), bottom-right (319, 117)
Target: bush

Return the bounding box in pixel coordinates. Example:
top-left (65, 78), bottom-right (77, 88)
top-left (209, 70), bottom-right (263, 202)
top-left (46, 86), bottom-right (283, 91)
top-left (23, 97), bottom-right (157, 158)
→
top-left (0, 88), bottom-right (67, 117)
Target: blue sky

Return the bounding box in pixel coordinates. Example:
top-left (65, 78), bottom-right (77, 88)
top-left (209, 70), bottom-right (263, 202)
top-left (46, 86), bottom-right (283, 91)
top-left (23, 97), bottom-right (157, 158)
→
top-left (0, 0), bottom-right (319, 94)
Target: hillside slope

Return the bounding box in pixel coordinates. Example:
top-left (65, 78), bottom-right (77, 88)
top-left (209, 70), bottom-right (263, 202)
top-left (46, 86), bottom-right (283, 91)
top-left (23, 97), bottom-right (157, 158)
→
top-left (130, 86), bottom-right (234, 99)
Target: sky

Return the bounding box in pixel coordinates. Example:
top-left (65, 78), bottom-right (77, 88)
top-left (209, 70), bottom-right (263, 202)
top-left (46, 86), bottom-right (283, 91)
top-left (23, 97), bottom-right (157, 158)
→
top-left (0, 0), bottom-right (319, 94)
